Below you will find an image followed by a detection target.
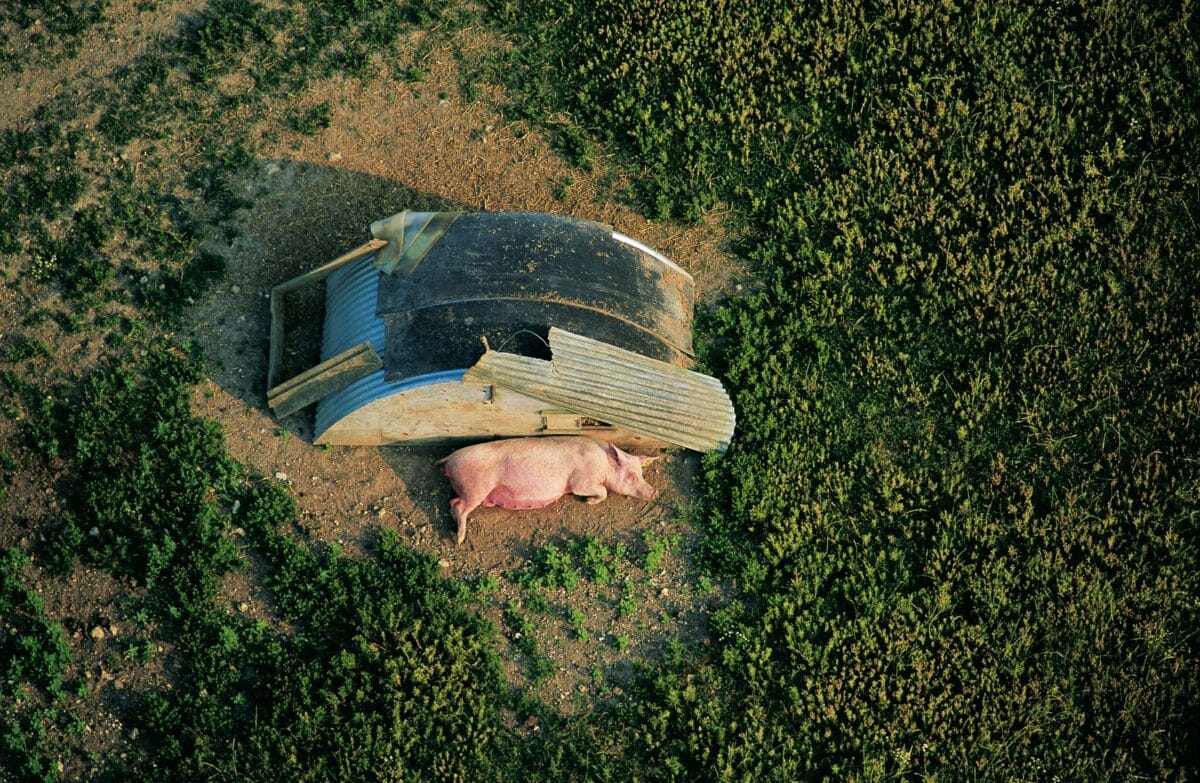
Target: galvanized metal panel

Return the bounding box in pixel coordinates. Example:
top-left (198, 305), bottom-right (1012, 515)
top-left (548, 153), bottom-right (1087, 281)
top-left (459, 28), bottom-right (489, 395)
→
top-left (463, 327), bottom-right (735, 452)
top-left (315, 257), bottom-right (465, 439)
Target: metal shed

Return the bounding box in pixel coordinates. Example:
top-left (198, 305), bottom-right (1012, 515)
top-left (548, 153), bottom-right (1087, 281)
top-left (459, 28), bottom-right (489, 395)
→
top-left (266, 211), bottom-right (734, 451)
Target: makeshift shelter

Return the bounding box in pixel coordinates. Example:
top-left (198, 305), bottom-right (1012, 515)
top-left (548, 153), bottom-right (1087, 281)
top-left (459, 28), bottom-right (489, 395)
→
top-left (266, 211), bottom-right (735, 451)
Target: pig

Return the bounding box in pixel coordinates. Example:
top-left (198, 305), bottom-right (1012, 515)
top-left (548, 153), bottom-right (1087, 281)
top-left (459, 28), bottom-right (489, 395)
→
top-left (439, 436), bottom-right (659, 545)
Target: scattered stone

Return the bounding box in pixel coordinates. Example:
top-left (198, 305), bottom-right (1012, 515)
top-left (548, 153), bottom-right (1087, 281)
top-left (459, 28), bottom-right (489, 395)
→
top-left (91, 626), bottom-right (106, 641)
top-left (231, 285), bottom-right (241, 294)
top-left (437, 559), bottom-right (450, 569)
top-left (108, 624), bottom-right (120, 637)
top-left (326, 151), bottom-right (342, 162)
top-left (275, 472), bottom-right (288, 481)
top-left (660, 587), bottom-right (670, 597)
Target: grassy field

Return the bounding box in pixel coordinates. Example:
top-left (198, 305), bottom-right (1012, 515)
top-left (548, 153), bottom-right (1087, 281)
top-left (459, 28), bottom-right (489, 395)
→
top-left (2, 0), bottom-right (1198, 780)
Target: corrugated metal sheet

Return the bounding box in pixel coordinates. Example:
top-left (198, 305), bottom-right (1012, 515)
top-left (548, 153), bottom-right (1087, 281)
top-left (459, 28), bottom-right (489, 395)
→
top-left (463, 327), bottom-right (735, 452)
top-left (315, 256), bottom-right (462, 438)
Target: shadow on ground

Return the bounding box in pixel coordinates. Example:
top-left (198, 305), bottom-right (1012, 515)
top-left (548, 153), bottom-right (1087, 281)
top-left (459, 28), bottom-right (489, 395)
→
top-left (187, 158), bottom-right (698, 575)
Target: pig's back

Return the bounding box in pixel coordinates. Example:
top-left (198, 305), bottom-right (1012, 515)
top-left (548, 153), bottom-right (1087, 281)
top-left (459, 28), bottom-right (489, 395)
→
top-left (446, 436), bottom-right (605, 495)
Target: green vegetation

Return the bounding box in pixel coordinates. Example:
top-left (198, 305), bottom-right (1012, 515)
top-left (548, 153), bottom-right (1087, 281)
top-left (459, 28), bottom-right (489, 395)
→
top-left (492, 0), bottom-right (1200, 778)
top-left (504, 599), bottom-right (556, 685)
top-left (2, 0), bottom-right (1197, 780)
top-left (38, 347), bottom-right (513, 780)
top-left (0, 0), bottom-right (109, 72)
top-left (510, 535), bottom-right (635, 591)
top-left (2, 547), bottom-right (75, 783)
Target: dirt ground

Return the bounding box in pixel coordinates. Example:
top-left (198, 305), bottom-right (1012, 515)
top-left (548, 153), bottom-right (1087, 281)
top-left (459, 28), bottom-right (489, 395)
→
top-left (0, 0), bottom-right (744, 755)
top-left (181, 15), bottom-right (745, 572)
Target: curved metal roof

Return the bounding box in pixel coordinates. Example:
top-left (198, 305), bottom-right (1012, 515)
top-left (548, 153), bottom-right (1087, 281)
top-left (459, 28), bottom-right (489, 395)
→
top-left (375, 212), bottom-right (696, 379)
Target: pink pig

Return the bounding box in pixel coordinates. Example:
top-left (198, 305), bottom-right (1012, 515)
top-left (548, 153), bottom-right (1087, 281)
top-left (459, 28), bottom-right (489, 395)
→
top-left (439, 436), bottom-right (659, 545)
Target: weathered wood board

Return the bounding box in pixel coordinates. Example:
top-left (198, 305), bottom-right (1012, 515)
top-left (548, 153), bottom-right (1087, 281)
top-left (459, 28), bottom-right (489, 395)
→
top-left (267, 341), bottom-right (382, 419)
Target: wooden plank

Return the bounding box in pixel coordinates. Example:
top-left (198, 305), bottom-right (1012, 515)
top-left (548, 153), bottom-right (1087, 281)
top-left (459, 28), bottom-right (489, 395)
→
top-left (266, 238), bottom-right (387, 393)
top-left (541, 411), bottom-right (582, 430)
top-left (468, 353), bottom-right (728, 450)
top-left (267, 341), bottom-right (382, 419)
top-left (274, 239), bottom-right (387, 296)
top-left (267, 290), bottom-right (286, 391)
top-left (463, 328), bottom-right (736, 452)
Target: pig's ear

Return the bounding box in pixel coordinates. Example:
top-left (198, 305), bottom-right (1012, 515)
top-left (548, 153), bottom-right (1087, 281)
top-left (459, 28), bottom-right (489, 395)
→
top-left (604, 441), bottom-right (622, 464)
top-left (637, 454), bottom-right (660, 466)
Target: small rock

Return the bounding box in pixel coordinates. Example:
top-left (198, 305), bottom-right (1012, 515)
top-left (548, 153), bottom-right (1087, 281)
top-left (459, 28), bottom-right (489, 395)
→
top-left (326, 151), bottom-right (342, 162)
top-left (99, 669), bottom-right (114, 683)
top-left (238, 602), bottom-right (250, 613)
top-left (437, 559), bottom-right (450, 569)
top-left (91, 626), bottom-right (106, 641)
top-left (275, 472), bottom-right (288, 481)
top-left (108, 624), bottom-right (120, 637)
top-left (660, 587), bottom-right (670, 597)
top-left (231, 285), bottom-right (241, 294)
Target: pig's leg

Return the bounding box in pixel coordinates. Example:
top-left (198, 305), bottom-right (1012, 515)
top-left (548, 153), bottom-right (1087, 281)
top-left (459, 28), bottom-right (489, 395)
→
top-left (569, 481), bottom-right (608, 505)
top-left (449, 496), bottom-right (481, 545)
